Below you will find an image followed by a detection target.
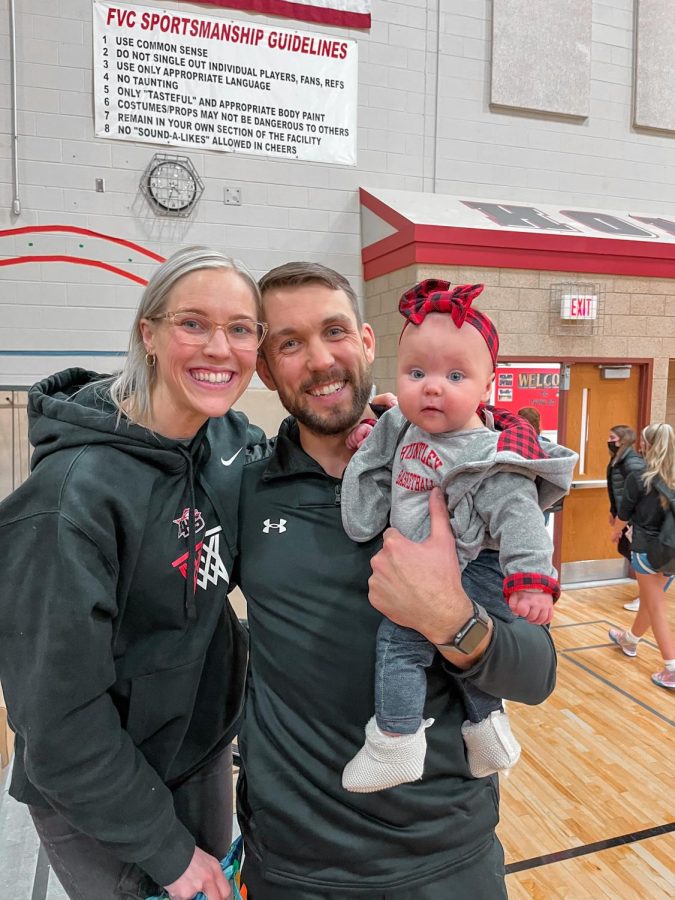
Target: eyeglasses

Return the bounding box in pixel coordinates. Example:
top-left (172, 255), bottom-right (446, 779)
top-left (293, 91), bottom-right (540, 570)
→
top-left (150, 312), bottom-right (268, 350)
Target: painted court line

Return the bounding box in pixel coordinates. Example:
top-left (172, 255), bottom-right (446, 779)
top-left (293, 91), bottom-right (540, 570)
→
top-left (506, 821), bottom-right (675, 874)
top-left (560, 654), bottom-right (674, 727)
top-left (554, 618), bottom-right (659, 652)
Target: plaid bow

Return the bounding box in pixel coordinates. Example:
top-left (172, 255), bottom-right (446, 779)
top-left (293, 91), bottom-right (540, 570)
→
top-left (398, 279), bottom-right (498, 367)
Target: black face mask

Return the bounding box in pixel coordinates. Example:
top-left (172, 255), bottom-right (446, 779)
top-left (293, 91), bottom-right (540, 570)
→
top-left (608, 441), bottom-right (619, 455)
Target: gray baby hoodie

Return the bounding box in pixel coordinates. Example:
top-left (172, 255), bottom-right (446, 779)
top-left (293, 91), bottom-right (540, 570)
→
top-left (342, 406), bottom-right (578, 596)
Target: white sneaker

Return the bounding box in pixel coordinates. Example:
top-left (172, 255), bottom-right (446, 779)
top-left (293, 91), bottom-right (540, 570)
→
top-left (461, 710), bottom-right (521, 778)
top-left (623, 597), bottom-right (640, 612)
top-left (608, 628), bottom-right (638, 657)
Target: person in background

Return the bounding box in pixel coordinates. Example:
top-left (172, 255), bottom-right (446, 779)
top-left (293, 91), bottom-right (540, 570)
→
top-left (517, 407), bottom-right (553, 524)
top-left (0, 247), bottom-right (268, 900)
top-left (234, 262), bottom-right (558, 899)
top-left (517, 406), bottom-right (544, 441)
top-left (607, 425), bottom-right (645, 612)
top-left (609, 423), bottom-right (675, 689)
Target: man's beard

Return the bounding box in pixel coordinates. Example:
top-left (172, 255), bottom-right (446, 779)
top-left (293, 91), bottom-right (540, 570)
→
top-left (278, 364), bottom-right (374, 436)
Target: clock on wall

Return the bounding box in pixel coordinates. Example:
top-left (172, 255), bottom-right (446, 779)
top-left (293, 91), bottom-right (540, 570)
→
top-left (140, 154), bottom-right (204, 217)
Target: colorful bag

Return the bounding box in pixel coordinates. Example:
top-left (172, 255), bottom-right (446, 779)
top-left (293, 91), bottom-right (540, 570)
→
top-left (147, 835), bottom-right (245, 900)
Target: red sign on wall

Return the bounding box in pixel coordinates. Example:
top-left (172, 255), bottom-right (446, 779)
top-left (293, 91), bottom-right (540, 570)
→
top-left (494, 366), bottom-right (560, 432)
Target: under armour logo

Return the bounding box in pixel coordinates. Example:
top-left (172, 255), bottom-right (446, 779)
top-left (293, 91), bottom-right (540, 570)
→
top-left (263, 518), bottom-right (287, 534)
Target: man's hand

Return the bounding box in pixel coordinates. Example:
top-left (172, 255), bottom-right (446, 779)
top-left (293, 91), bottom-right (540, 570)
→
top-left (164, 847), bottom-right (231, 900)
top-left (368, 488), bottom-right (489, 666)
top-left (508, 589), bottom-right (554, 625)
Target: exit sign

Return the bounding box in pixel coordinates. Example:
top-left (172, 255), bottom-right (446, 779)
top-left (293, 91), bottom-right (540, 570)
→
top-left (560, 294), bottom-right (598, 320)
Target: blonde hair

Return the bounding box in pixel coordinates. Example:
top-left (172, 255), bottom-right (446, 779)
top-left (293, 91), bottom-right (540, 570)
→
top-left (641, 423), bottom-right (675, 491)
top-left (108, 246), bottom-right (260, 426)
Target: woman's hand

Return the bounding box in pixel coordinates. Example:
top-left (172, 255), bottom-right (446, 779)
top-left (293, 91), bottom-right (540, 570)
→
top-left (611, 518), bottom-right (628, 544)
top-left (164, 847), bottom-right (231, 900)
top-left (370, 391), bottom-right (397, 411)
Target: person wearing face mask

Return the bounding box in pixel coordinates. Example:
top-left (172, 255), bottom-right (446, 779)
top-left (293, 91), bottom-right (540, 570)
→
top-left (607, 425), bottom-right (645, 611)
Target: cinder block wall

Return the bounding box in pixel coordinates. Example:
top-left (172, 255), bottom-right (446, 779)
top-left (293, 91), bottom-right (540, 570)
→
top-left (365, 267), bottom-right (675, 424)
top-left (3, 0), bottom-right (675, 386)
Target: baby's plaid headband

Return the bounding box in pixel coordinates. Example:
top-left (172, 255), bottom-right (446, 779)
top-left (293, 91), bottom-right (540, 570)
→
top-left (398, 279), bottom-right (498, 368)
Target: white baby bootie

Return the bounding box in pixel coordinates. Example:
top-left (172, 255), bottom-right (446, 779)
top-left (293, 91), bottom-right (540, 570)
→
top-left (461, 709), bottom-right (521, 778)
top-left (342, 716), bottom-right (435, 793)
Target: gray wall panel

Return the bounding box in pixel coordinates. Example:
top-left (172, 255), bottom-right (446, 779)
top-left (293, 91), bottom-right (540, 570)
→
top-left (491, 0), bottom-right (591, 117)
top-left (634, 0), bottom-right (675, 132)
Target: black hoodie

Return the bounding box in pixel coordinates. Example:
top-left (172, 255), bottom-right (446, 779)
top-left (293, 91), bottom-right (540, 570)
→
top-left (235, 418), bottom-right (558, 893)
top-left (0, 368), bottom-right (263, 885)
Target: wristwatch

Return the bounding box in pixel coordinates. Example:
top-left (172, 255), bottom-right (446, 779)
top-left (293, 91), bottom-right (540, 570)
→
top-left (435, 601), bottom-right (491, 655)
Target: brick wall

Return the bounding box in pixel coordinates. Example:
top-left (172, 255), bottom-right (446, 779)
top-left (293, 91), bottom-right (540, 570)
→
top-left (366, 266), bottom-right (675, 425)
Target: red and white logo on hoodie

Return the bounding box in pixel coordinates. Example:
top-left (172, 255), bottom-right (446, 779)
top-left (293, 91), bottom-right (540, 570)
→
top-left (173, 507), bottom-right (205, 539)
top-left (172, 520), bottom-right (229, 590)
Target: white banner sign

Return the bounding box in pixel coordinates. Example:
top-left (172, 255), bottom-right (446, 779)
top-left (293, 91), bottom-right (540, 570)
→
top-left (93, 0), bottom-right (357, 164)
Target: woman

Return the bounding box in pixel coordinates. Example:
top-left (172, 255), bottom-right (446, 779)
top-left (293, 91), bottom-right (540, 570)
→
top-left (609, 423), bottom-right (675, 690)
top-left (0, 247), bottom-right (267, 900)
top-left (607, 425), bottom-right (645, 612)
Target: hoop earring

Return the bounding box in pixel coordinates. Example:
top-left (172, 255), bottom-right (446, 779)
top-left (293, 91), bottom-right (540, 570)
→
top-left (145, 353), bottom-right (156, 367)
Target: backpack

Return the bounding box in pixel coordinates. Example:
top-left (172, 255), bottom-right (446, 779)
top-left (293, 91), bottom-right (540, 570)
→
top-left (645, 478), bottom-right (675, 574)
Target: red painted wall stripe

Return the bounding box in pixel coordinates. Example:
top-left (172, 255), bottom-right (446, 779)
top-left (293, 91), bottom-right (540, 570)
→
top-left (0, 256), bottom-right (149, 286)
top-left (0, 225), bottom-right (165, 262)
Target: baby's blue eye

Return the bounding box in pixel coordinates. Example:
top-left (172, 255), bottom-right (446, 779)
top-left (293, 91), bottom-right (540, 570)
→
top-left (448, 371), bottom-right (464, 382)
top-left (410, 369), bottom-right (425, 380)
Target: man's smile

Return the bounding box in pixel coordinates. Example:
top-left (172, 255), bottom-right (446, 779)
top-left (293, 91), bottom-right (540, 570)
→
top-left (307, 380), bottom-right (347, 397)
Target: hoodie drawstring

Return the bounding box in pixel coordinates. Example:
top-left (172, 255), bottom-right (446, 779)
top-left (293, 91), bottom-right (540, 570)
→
top-left (178, 447), bottom-right (198, 621)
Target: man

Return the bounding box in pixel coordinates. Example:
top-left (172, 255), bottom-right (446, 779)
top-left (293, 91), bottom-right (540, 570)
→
top-left (233, 262), bottom-right (557, 898)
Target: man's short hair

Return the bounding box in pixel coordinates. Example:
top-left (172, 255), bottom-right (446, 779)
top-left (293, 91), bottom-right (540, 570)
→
top-left (259, 261), bottom-right (363, 326)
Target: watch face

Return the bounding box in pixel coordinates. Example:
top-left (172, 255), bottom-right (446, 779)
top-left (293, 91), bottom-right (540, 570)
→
top-left (453, 603), bottom-right (490, 654)
top-left (456, 619), bottom-right (489, 655)
top-left (148, 161), bottom-right (197, 212)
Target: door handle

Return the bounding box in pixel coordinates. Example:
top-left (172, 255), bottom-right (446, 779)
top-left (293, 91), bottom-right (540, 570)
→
top-left (579, 388), bottom-right (589, 475)
top-left (571, 480), bottom-right (607, 489)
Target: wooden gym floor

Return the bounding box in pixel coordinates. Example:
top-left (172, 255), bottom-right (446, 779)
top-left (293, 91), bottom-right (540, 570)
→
top-left (1, 581), bottom-right (673, 898)
top-left (500, 581), bottom-right (675, 898)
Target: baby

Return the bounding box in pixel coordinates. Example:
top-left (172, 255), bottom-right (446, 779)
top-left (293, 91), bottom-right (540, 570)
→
top-left (341, 279), bottom-right (577, 793)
